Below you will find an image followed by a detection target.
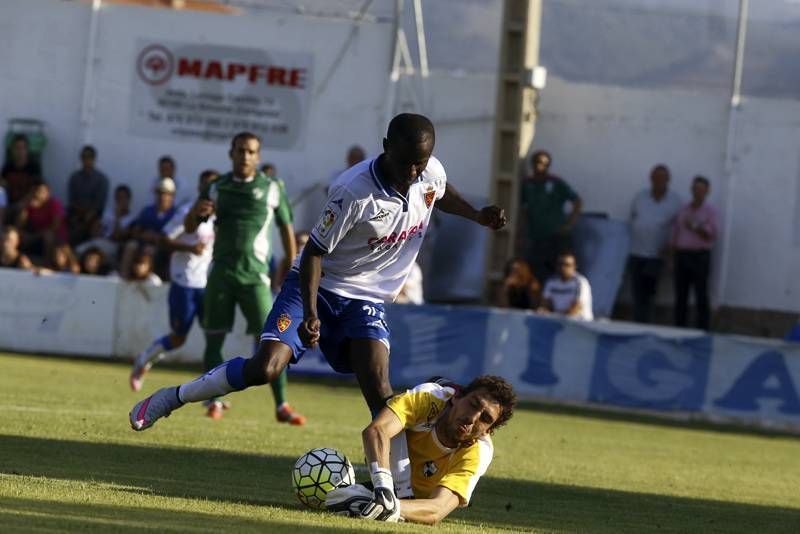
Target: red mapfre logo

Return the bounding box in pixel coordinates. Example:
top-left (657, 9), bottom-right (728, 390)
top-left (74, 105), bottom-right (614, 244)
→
top-left (367, 221), bottom-right (424, 251)
top-left (136, 44), bottom-right (307, 89)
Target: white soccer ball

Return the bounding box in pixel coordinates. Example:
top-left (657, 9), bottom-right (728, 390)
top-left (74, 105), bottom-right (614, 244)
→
top-left (291, 447), bottom-right (356, 509)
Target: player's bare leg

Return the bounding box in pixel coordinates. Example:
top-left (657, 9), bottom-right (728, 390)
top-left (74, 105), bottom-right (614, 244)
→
top-left (245, 340), bottom-right (306, 425)
top-left (129, 340), bottom-right (293, 431)
top-left (347, 339), bottom-right (394, 416)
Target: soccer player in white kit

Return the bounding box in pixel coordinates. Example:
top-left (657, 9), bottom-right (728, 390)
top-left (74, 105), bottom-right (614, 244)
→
top-left (129, 114), bottom-right (507, 519)
top-left (129, 170), bottom-right (218, 391)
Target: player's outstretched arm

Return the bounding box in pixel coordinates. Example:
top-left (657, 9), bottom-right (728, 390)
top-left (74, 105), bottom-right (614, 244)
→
top-left (399, 486), bottom-right (461, 525)
top-left (359, 407), bottom-right (404, 522)
top-left (435, 183), bottom-right (507, 230)
top-left (298, 241), bottom-right (324, 347)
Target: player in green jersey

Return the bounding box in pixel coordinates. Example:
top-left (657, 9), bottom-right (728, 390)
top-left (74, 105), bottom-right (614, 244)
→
top-left (184, 132), bottom-right (305, 424)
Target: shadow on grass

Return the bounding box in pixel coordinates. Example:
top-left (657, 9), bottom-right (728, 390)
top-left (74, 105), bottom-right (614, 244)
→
top-left (1, 434), bottom-right (798, 533)
top-left (0, 497), bottom-right (351, 533)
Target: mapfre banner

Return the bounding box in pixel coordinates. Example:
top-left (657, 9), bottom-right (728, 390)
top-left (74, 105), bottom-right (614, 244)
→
top-left (130, 40), bottom-right (312, 147)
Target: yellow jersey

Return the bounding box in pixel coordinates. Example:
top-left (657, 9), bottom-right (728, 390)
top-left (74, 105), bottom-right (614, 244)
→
top-left (387, 382), bottom-right (493, 505)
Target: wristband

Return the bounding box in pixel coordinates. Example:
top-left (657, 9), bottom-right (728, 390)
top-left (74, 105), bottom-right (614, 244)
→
top-left (369, 463), bottom-right (394, 490)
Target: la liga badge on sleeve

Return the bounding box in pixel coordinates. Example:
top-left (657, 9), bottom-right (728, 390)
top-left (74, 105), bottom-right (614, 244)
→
top-left (277, 314), bottom-right (292, 333)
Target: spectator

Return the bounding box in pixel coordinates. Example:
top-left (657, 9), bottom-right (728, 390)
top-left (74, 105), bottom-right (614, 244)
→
top-left (328, 145), bottom-right (367, 191)
top-left (671, 176), bottom-right (719, 330)
top-left (0, 226), bottom-right (33, 270)
top-left (120, 178), bottom-right (176, 278)
top-left (75, 184), bottom-right (135, 264)
top-left (628, 164), bottom-right (683, 323)
top-left (151, 156), bottom-right (187, 204)
top-left (79, 246), bottom-right (109, 276)
top-left (496, 258), bottom-right (542, 310)
top-left (43, 243), bottom-right (80, 274)
top-left (519, 150), bottom-right (582, 282)
top-left (539, 252), bottom-right (593, 320)
top-left (67, 145), bottom-right (109, 246)
top-left (128, 248), bottom-right (162, 285)
top-left (17, 181), bottom-right (67, 261)
top-left (261, 163), bottom-right (277, 178)
top-left (0, 182), bottom-right (7, 232)
top-left (396, 262), bottom-right (424, 305)
top-left (1, 134), bottom-right (41, 222)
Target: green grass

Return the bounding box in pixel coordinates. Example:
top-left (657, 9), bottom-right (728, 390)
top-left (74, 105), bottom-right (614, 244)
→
top-left (0, 353), bottom-right (799, 533)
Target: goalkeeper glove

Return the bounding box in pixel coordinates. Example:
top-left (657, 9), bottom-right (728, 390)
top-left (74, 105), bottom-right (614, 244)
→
top-left (360, 466), bottom-right (400, 522)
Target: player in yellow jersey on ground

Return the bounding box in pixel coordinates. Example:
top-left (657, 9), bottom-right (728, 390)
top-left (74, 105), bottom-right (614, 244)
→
top-left (327, 375), bottom-right (516, 524)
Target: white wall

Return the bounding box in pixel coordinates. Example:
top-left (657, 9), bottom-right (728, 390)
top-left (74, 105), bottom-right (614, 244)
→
top-left (533, 76), bottom-right (800, 313)
top-left (0, 0), bottom-right (393, 220)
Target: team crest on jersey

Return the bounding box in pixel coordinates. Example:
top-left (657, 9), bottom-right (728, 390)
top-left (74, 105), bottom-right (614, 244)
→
top-left (422, 461), bottom-right (438, 478)
top-left (424, 186), bottom-right (436, 208)
top-left (252, 188), bottom-right (265, 200)
top-left (276, 314), bottom-right (292, 333)
top-left (317, 206), bottom-right (337, 237)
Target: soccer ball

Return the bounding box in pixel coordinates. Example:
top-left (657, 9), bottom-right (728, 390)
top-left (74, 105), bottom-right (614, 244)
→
top-left (292, 447), bottom-right (356, 509)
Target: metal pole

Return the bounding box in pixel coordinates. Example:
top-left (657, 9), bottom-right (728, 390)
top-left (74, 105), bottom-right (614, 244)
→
top-left (79, 0), bottom-right (102, 144)
top-left (717, 0), bottom-right (748, 309)
top-left (412, 0), bottom-right (429, 78)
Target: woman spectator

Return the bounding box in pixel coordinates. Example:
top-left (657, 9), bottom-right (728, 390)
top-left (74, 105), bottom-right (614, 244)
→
top-left (17, 181), bottom-right (67, 260)
top-left (0, 226), bottom-right (33, 270)
top-left (1, 135), bottom-right (41, 223)
top-left (497, 258), bottom-right (542, 310)
top-left (44, 243), bottom-right (80, 274)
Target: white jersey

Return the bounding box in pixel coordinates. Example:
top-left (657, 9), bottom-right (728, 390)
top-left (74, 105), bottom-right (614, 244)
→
top-left (302, 156), bottom-right (447, 303)
top-left (163, 202), bottom-right (215, 288)
top-left (543, 273), bottom-right (594, 321)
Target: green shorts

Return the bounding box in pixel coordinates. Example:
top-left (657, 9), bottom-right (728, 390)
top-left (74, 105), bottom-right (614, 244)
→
top-left (203, 270), bottom-right (273, 335)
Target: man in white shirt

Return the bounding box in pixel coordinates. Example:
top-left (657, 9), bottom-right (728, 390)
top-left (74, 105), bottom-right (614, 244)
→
top-left (129, 170), bottom-right (217, 391)
top-left (540, 252), bottom-right (593, 321)
top-left (628, 164), bottom-right (682, 323)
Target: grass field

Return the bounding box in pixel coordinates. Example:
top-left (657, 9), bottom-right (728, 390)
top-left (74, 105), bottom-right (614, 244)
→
top-left (1, 353), bottom-right (799, 533)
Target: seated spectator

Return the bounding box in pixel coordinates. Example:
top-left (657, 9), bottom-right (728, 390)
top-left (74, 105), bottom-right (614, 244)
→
top-left (261, 163), bottom-right (277, 178)
top-left (79, 246), bottom-right (109, 276)
top-left (17, 181), bottom-right (67, 261)
top-left (120, 178), bottom-right (176, 278)
top-left (75, 184), bottom-right (136, 266)
top-left (0, 226), bottom-right (33, 270)
top-left (128, 248), bottom-right (162, 285)
top-left (67, 145), bottom-right (109, 246)
top-left (539, 252), bottom-right (593, 320)
top-left (42, 243), bottom-right (80, 274)
top-left (396, 262), bottom-right (424, 305)
top-left (1, 134), bottom-right (41, 223)
top-left (151, 156), bottom-right (187, 204)
top-left (496, 258), bottom-right (541, 310)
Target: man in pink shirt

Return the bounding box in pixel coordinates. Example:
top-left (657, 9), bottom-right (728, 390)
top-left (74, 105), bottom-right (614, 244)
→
top-left (670, 176), bottom-right (718, 330)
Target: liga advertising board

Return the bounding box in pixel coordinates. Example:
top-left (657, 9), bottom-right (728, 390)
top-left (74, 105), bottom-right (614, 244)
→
top-left (130, 40), bottom-right (313, 148)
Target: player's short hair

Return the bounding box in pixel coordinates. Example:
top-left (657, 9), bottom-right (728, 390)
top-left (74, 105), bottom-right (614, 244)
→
top-left (693, 175), bottom-right (710, 188)
top-left (231, 131), bottom-right (261, 151)
top-left (460, 375), bottom-right (516, 433)
top-left (386, 113), bottom-right (434, 145)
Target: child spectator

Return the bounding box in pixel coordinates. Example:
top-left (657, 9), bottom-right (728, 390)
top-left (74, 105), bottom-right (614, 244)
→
top-left (497, 258), bottom-right (542, 310)
top-left (45, 243), bottom-right (80, 274)
top-left (0, 226), bottom-right (33, 270)
top-left (17, 181), bottom-right (67, 261)
top-left (79, 246), bottom-right (109, 276)
top-left (129, 248), bottom-right (162, 285)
